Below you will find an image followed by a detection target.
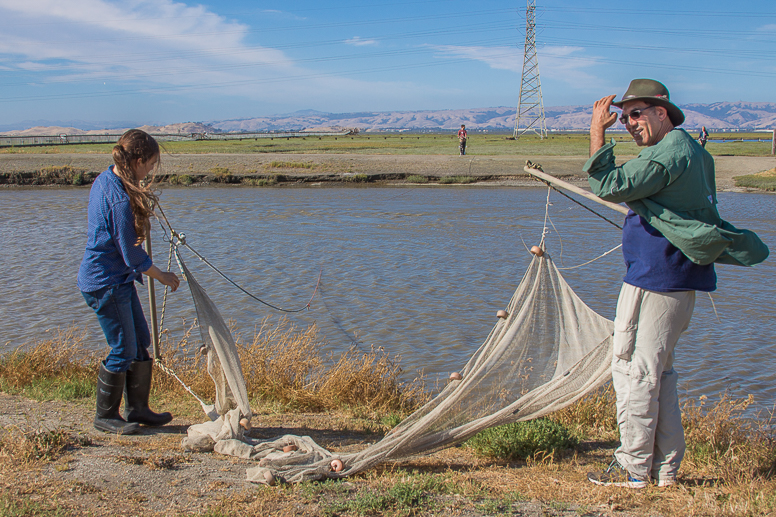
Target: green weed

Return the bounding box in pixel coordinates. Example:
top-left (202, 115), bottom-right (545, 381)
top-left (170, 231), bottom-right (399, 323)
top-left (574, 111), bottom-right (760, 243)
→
top-left (464, 418), bottom-right (578, 460)
top-left (405, 175), bottom-right (428, 184)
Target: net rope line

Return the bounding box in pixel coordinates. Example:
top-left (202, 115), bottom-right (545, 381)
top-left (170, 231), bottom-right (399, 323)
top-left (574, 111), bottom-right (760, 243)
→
top-left (531, 176), bottom-right (624, 230)
top-left (147, 200), bottom-right (319, 415)
top-left (151, 236), bottom-right (216, 414)
top-left (154, 200), bottom-right (321, 314)
top-left (539, 184), bottom-right (623, 270)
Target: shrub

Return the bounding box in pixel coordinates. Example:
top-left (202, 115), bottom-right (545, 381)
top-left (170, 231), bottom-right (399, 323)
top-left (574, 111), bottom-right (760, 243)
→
top-left (35, 166), bottom-right (88, 185)
top-left (343, 173), bottom-right (369, 183)
top-left (405, 175), bottom-right (428, 184)
top-left (439, 175), bottom-right (477, 184)
top-left (210, 167), bottom-right (235, 183)
top-left (464, 418), bottom-right (578, 460)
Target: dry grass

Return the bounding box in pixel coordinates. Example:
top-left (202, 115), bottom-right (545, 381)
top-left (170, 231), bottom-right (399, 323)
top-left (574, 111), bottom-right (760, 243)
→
top-left (0, 426), bottom-right (90, 465)
top-left (150, 318), bottom-right (428, 417)
top-left (683, 393), bottom-right (776, 483)
top-left (0, 327), bottom-right (99, 400)
top-left (550, 384), bottom-right (619, 441)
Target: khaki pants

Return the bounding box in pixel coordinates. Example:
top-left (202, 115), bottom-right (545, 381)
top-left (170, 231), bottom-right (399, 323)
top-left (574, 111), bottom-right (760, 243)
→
top-left (612, 283), bottom-right (696, 481)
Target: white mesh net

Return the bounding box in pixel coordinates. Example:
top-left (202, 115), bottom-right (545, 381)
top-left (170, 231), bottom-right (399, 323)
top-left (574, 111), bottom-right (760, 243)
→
top-left (178, 248), bottom-right (613, 484)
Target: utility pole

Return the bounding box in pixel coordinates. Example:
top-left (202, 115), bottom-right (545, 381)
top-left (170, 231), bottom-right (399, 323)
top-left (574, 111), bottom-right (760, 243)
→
top-left (513, 0), bottom-right (547, 139)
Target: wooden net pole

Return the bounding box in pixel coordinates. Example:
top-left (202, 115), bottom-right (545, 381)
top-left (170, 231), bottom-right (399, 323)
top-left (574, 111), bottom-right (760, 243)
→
top-left (524, 166), bottom-right (629, 216)
top-left (145, 231), bottom-right (160, 360)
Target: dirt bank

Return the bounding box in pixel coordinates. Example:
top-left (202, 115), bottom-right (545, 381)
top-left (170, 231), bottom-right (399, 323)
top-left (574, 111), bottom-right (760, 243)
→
top-left (2, 152), bottom-right (774, 190)
top-left (0, 392), bottom-right (636, 517)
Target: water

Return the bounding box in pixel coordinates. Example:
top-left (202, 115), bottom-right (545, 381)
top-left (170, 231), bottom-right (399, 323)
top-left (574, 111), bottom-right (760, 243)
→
top-left (1, 186), bottom-right (774, 411)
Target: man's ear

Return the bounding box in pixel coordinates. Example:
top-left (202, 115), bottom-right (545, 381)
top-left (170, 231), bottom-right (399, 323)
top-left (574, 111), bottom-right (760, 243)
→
top-left (656, 106), bottom-right (669, 121)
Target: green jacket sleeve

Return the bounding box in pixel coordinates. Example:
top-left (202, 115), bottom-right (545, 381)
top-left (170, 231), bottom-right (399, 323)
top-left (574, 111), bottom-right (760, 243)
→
top-left (584, 140), bottom-right (671, 203)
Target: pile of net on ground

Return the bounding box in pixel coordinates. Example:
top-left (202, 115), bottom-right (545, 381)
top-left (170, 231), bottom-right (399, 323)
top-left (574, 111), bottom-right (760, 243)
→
top-left (176, 248), bottom-right (614, 484)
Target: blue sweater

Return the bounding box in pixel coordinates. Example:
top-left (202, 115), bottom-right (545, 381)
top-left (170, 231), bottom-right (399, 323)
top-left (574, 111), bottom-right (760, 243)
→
top-left (622, 211), bottom-right (716, 293)
top-left (77, 168), bottom-right (152, 292)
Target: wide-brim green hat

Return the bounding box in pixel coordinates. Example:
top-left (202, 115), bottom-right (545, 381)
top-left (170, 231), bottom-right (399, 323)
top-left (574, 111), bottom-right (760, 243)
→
top-left (612, 79), bottom-right (685, 126)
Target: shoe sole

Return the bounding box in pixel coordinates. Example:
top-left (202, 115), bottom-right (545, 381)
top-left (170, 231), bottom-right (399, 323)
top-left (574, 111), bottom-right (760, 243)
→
top-left (588, 473), bottom-right (648, 489)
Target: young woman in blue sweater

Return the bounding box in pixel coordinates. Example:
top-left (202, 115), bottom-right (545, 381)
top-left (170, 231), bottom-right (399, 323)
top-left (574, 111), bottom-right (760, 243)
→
top-left (78, 129), bottom-right (180, 434)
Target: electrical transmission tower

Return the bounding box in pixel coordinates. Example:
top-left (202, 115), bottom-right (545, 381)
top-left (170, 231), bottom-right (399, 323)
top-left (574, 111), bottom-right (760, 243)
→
top-left (513, 0), bottom-right (547, 139)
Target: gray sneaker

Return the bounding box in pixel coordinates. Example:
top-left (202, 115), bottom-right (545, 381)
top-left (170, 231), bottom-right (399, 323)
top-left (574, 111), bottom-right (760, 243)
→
top-left (654, 477), bottom-right (677, 487)
top-left (587, 458), bottom-right (648, 489)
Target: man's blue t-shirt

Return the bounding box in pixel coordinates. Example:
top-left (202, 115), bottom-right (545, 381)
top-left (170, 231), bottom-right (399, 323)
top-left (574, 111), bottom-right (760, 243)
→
top-left (622, 211), bottom-right (716, 293)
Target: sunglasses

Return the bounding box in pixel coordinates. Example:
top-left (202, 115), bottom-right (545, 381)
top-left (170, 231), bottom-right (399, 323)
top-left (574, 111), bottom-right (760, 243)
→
top-left (619, 105), bottom-right (656, 124)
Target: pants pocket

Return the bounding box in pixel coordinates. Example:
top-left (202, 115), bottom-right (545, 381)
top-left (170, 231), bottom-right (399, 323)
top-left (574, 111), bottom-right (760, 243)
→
top-left (613, 317), bottom-right (638, 361)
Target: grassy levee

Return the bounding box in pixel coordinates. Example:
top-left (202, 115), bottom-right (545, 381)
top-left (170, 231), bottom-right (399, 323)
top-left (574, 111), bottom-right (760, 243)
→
top-left (1, 322), bottom-right (775, 516)
top-left (1, 132), bottom-right (773, 157)
top-left (734, 167), bottom-right (776, 191)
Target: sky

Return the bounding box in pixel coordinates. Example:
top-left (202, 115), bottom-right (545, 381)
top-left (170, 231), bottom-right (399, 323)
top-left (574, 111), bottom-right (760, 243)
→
top-left (1, 0), bottom-right (775, 128)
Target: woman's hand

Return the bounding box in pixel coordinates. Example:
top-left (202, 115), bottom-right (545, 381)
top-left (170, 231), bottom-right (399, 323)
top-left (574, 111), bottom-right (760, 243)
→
top-left (144, 265), bottom-right (181, 292)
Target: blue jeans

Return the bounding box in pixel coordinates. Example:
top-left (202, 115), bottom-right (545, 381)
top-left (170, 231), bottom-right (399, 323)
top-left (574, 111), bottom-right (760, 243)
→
top-left (82, 282), bottom-right (151, 373)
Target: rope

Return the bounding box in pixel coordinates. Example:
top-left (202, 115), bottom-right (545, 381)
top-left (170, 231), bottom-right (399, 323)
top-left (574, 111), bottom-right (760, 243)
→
top-left (557, 244), bottom-right (623, 270)
top-left (532, 177), bottom-right (623, 230)
top-left (155, 359), bottom-right (211, 410)
top-left (539, 184), bottom-right (621, 270)
top-left (154, 201), bottom-right (321, 313)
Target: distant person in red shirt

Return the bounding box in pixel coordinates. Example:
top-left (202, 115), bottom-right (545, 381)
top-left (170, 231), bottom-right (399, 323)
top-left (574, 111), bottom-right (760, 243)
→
top-left (457, 124), bottom-right (468, 155)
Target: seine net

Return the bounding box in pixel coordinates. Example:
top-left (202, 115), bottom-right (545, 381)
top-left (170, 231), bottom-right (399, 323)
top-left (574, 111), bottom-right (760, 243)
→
top-left (178, 248), bottom-right (614, 484)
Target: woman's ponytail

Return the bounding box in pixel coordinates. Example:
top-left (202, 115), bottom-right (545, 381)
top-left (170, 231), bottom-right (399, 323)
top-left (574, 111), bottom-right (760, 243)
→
top-left (112, 130), bottom-right (160, 244)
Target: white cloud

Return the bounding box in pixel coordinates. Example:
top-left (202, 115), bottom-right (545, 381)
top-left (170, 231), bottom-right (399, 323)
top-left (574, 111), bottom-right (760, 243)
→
top-left (344, 37), bottom-right (378, 47)
top-left (0, 0), bottom-right (296, 89)
top-left (429, 44), bottom-right (604, 86)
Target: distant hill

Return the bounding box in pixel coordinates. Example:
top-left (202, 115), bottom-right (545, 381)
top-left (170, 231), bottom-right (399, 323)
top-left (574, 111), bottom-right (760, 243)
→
top-left (0, 122), bottom-right (213, 137)
top-left (212, 102), bottom-right (776, 132)
top-left (3, 103), bottom-right (775, 135)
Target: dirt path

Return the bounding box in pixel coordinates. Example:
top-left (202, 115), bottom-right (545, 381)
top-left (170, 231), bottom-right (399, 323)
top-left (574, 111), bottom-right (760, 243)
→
top-left (0, 392), bottom-right (645, 517)
top-left (2, 152), bottom-right (774, 190)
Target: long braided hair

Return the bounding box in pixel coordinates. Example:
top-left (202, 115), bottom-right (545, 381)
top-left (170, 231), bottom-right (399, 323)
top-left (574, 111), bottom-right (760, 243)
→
top-left (112, 129), bottom-right (160, 244)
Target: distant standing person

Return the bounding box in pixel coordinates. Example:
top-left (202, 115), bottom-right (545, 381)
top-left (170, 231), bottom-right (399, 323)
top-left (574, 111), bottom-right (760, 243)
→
top-left (698, 126), bottom-right (709, 148)
top-left (78, 129), bottom-right (181, 435)
top-left (458, 124), bottom-right (468, 155)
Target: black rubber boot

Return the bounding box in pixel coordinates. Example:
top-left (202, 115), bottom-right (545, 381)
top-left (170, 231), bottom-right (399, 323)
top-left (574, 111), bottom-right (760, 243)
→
top-left (94, 363), bottom-right (140, 434)
top-left (123, 359), bottom-right (173, 426)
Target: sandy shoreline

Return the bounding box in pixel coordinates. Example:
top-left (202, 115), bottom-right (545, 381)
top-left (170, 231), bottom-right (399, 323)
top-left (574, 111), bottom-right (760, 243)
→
top-left (2, 152), bottom-right (774, 190)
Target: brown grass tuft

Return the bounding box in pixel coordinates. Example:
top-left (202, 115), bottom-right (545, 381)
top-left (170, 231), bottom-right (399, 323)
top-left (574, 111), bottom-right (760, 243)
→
top-left (549, 383), bottom-right (618, 441)
top-left (152, 318), bottom-right (428, 417)
top-left (683, 393), bottom-right (776, 483)
top-left (0, 426), bottom-right (90, 465)
top-left (0, 327), bottom-right (99, 396)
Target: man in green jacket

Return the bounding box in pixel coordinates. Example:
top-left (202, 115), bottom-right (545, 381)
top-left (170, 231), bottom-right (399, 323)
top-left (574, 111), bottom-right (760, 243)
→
top-left (583, 79), bottom-right (768, 488)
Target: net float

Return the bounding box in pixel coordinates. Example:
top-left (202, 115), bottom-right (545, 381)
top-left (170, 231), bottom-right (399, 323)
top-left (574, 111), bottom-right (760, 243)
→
top-left (263, 470), bottom-right (276, 486)
top-left (283, 444), bottom-right (298, 453)
top-left (497, 310), bottom-right (509, 319)
top-left (449, 372), bottom-right (462, 381)
top-left (239, 418), bottom-right (251, 430)
top-left (330, 459), bottom-right (344, 472)
top-left (530, 246), bottom-right (544, 257)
